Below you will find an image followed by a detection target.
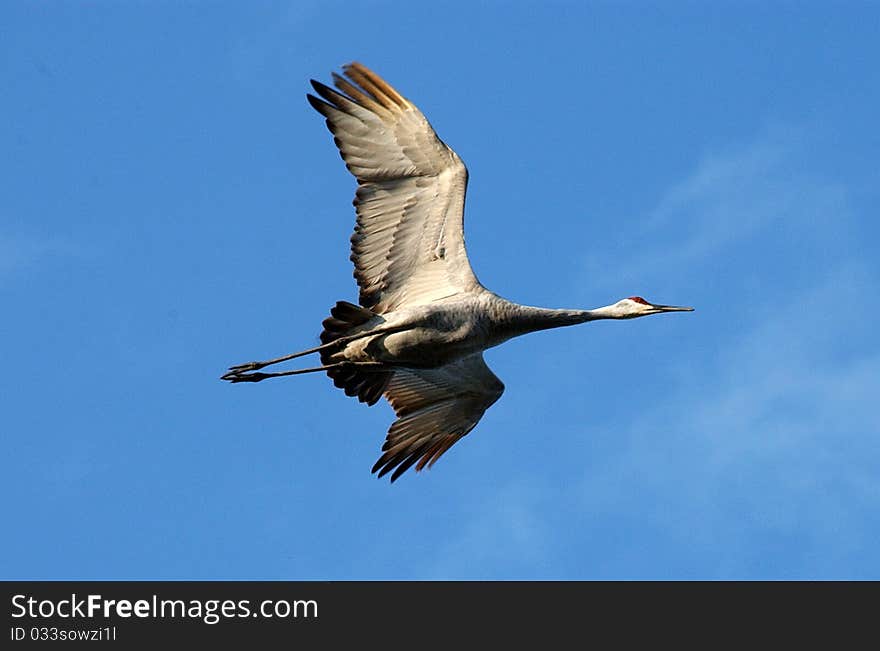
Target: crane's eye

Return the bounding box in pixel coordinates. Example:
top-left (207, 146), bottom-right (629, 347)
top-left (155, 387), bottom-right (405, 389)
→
top-left (627, 296), bottom-right (649, 305)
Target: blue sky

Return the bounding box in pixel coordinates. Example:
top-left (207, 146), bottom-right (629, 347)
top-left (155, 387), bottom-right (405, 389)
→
top-left (3, 1), bottom-right (879, 579)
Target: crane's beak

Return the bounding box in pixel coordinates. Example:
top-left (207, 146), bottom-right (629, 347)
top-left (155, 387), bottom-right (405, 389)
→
top-left (651, 303), bottom-right (694, 313)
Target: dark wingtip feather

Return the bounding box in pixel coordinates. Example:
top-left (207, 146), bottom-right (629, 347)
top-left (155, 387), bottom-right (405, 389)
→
top-left (372, 457), bottom-right (388, 476)
top-left (371, 440), bottom-right (433, 483)
top-left (306, 93), bottom-right (333, 116)
top-left (311, 78), bottom-right (358, 107)
top-left (390, 454), bottom-right (422, 482)
top-left (373, 453), bottom-right (401, 480)
top-left (309, 79), bottom-right (333, 96)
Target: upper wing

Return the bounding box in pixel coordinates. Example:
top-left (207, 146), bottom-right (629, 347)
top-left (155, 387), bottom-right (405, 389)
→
top-left (373, 353), bottom-right (505, 482)
top-left (307, 62), bottom-right (483, 313)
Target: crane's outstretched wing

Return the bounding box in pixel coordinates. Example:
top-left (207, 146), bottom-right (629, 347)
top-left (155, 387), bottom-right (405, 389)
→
top-left (307, 62), bottom-right (483, 313)
top-left (373, 354), bottom-right (505, 482)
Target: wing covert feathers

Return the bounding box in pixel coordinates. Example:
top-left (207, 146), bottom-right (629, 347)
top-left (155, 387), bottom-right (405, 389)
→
top-left (308, 62), bottom-right (483, 313)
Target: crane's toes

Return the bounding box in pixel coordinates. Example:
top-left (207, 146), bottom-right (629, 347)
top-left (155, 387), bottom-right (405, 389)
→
top-left (221, 370), bottom-right (268, 383)
top-left (227, 361), bottom-right (263, 373)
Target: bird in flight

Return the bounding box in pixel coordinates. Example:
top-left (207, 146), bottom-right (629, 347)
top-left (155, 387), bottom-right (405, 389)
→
top-left (222, 62), bottom-right (693, 482)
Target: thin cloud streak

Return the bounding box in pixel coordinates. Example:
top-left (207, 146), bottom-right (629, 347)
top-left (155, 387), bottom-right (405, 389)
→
top-left (580, 129), bottom-right (853, 296)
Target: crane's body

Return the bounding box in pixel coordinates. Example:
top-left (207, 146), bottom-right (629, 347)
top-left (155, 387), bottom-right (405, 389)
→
top-left (327, 297), bottom-right (500, 368)
top-left (223, 62), bottom-right (693, 481)
top-left (322, 295), bottom-right (585, 367)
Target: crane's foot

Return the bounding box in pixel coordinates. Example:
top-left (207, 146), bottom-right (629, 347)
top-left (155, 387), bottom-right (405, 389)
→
top-left (221, 362), bottom-right (359, 383)
top-left (221, 370), bottom-right (270, 383)
top-left (226, 361), bottom-right (265, 373)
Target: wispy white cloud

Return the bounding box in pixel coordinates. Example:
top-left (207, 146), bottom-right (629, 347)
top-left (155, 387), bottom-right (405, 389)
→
top-left (580, 127), bottom-right (854, 295)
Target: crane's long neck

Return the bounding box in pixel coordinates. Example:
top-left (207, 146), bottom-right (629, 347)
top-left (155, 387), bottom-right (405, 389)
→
top-left (488, 297), bottom-right (614, 341)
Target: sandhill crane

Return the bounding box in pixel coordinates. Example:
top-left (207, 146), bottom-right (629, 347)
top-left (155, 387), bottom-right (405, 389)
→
top-left (222, 62), bottom-right (693, 482)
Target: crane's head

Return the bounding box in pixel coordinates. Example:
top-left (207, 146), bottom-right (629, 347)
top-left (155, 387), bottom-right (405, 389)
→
top-left (608, 296), bottom-right (694, 319)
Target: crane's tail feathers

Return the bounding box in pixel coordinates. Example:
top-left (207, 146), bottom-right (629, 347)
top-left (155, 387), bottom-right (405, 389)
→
top-left (320, 301), bottom-right (391, 406)
top-left (319, 301), bottom-right (376, 346)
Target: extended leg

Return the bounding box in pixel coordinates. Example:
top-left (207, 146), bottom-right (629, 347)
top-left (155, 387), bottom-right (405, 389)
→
top-left (226, 343), bottom-right (336, 373)
top-left (222, 361), bottom-right (385, 383)
top-left (225, 325), bottom-right (406, 374)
